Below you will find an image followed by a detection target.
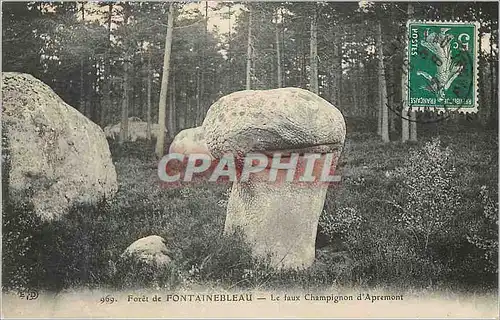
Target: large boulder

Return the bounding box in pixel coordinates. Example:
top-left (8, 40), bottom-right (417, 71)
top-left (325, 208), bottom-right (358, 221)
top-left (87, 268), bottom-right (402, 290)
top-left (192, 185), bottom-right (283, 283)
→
top-left (2, 72), bottom-right (118, 221)
top-left (103, 123), bottom-right (121, 140)
top-left (168, 127), bottom-right (212, 156)
top-left (103, 118), bottom-right (165, 142)
top-left (202, 87), bottom-right (346, 270)
top-left (165, 127), bottom-right (217, 185)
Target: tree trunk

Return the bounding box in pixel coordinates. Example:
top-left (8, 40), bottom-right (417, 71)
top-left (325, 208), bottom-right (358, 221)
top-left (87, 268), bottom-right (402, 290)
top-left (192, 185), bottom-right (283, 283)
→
top-left (359, 64), bottom-right (366, 117)
top-left (332, 26), bottom-right (342, 105)
top-left (195, 67), bottom-right (200, 125)
top-left (377, 62), bottom-right (382, 135)
top-left (146, 50), bottom-right (152, 141)
top-left (276, 9), bottom-right (282, 88)
top-left (409, 111), bottom-right (417, 141)
top-left (366, 63), bottom-right (373, 118)
top-left (300, 42), bottom-right (306, 88)
top-left (198, 1), bottom-right (208, 124)
top-left (336, 33), bottom-right (342, 105)
top-left (118, 4), bottom-right (131, 145)
top-left (101, 3), bottom-right (113, 126)
top-left (80, 59), bottom-right (85, 115)
top-left (401, 114), bottom-right (409, 141)
top-left (119, 59), bottom-right (129, 145)
top-left (252, 42), bottom-right (256, 87)
top-left (172, 72), bottom-right (177, 135)
top-left (228, 4), bottom-right (233, 92)
top-left (377, 22), bottom-right (389, 142)
top-left (309, 8), bottom-right (318, 94)
top-left (478, 31), bottom-right (485, 123)
top-left (408, 9), bottom-right (417, 141)
top-left (189, 98), bottom-right (195, 128)
top-left (168, 88), bottom-right (175, 138)
top-left (377, 73), bottom-right (382, 136)
top-left (280, 8), bottom-right (286, 87)
top-left (388, 63), bottom-right (396, 132)
top-left (489, 31), bottom-right (497, 125)
top-left (195, 2), bottom-right (206, 127)
top-left (353, 64), bottom-right (358, 115)
top-left (246, 8), bottom-right (252, 90)
top-left (80, 2), bottom-right (85, 20)
top-left (168, 68), bottom-right (175, 139)
top-left (401, 95), bottom-right (409, 140)
top-left (90, 60), bottom-right (97, 122)
top-left (79, 2), bottom-right (85, 116)
top-left (131, 60), bottom-right (137, 119)
top-left (178, 82), bottom-right (186, 131)
top-left (155, 2), bottom-right (175, 157)
top-left (402, 3), bottom-right (414, 142)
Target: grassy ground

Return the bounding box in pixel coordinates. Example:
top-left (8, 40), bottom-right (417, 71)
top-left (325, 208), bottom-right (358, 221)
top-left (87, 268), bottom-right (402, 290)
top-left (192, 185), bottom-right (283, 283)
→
top-left (2, 121), bottom-right (498, 294)
top-left (103, 124), bottom-right (497, 291)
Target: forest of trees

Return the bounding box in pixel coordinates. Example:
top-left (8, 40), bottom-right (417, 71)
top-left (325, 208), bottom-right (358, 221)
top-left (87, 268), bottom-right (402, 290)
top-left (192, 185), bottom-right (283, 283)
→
top-left (3, 1), bottom-right (498, 146)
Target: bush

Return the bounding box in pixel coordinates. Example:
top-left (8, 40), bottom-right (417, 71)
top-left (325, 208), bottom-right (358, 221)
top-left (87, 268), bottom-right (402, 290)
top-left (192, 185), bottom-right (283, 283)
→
top-left (391, 138), bottom-right (462, 263)
top-left (466, 186), bottom-right (498, 274)
top-left (320, 137), bottom-right (497, 288)
top-left (2, 199), bottom-right (117, 292)
top-left (2, 201), bottom-right (43, 291)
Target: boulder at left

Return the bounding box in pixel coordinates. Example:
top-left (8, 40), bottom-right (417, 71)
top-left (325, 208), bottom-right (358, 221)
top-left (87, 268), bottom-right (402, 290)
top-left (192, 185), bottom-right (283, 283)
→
top-left (2, 72), bottom-right (118, 221)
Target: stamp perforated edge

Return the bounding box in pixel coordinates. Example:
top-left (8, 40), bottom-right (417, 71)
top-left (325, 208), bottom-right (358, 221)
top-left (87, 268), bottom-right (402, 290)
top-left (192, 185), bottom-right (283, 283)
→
top-left (402, 20), bottom-right (480, 114)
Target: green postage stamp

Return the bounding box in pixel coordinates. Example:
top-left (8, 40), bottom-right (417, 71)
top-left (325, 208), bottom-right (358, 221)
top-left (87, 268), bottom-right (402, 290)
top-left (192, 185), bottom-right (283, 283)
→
top-left (405, 21), bottom-right (479, 113)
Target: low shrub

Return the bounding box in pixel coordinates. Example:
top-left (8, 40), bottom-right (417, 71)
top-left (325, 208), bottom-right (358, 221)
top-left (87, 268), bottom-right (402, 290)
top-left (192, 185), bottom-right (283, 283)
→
top-left (320, 137), bottom-right (497, 289)
top-left (466, 185), bottom-right (498, 275)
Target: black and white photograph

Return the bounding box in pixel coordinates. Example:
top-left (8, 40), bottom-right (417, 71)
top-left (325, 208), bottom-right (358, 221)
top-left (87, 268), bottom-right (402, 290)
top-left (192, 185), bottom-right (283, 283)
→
top-left (1, 1), bottom-right (498, 318)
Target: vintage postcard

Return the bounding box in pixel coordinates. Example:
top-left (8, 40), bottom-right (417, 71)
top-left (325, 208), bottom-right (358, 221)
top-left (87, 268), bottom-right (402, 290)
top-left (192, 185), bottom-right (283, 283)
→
top-left (1, 1), bottom-right (498, 319)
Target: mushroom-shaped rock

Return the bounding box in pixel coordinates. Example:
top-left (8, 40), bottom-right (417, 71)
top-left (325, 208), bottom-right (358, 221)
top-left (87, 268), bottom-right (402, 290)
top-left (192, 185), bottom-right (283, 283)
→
top-left (202, 87), bottom-right (346, 270)
top-left (121, 235), bottom-right (172, 267)
top-left (2, 72), bottom-right (118, 221)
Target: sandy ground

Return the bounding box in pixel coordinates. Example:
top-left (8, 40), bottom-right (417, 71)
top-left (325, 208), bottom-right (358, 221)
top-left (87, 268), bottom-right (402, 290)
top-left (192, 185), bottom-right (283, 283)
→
top-left (2, 287), bottom-right (498, 318)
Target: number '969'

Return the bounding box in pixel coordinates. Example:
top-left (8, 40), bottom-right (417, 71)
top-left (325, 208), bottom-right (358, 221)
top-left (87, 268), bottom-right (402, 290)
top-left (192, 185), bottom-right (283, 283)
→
top-left (100, 295), bottom-right (117, 304)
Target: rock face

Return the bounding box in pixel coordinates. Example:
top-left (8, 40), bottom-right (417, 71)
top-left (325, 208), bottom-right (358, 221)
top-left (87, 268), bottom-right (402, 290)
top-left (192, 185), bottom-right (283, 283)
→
top-left (104, 118), bottom-right (164, 142)
top-left (121, 235), bottom-right (172, 266)
top-left (168, 127), bottom-right (212, 156)
top-left (202, 87), bottom-right (346, 270)
top-left (203, 88), bottom-right (345, 158)
top-left (103, 123), bottom-right (121, 140)
top-left (166, 127), bottom-right (219, 185)
top-left (2, 72), bottom-right (118, 221)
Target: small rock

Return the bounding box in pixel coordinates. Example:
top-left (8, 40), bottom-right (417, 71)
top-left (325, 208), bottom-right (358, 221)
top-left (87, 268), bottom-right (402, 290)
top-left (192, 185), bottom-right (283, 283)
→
top-left (121, 235), bottom-right (172, 267)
